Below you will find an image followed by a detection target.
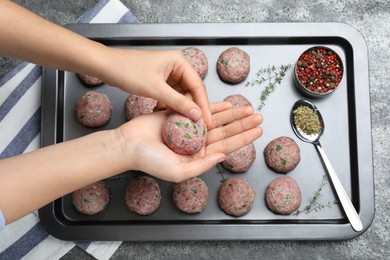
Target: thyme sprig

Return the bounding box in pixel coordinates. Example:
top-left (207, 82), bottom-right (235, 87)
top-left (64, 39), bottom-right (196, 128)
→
top-left (293, 175), bottom-right (338, 216)
top-left (245, 64), bottom-right (293, 111)
top-left (216, 163), bottom-right (226, 182)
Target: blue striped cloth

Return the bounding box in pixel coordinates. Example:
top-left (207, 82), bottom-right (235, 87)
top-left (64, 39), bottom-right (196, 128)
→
top-left (0, 0), bottom-right (138, 259)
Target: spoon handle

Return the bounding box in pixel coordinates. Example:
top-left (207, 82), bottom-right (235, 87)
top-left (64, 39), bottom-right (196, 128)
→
top-left (314, 142), bottom-right (363, 232)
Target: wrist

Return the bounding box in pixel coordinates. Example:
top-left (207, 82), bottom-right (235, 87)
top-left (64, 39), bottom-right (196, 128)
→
top-left (92, 46), bottom-right (123, 87)
top-left (100, 128), bottom-right (132, 174)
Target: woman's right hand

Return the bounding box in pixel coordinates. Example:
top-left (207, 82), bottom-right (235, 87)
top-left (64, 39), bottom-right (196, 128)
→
top-left (101, 49), bottom-right (212, 126)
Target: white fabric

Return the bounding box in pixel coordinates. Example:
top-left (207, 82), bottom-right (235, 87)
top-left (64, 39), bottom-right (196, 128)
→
top-left (0, 0), bottom-right (138, 258)
top-left (0, 208), bottom-right (5, 233)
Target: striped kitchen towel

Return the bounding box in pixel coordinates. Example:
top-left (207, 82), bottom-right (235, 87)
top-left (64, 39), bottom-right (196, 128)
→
top-left (0, 0), bottom-right (139, 259)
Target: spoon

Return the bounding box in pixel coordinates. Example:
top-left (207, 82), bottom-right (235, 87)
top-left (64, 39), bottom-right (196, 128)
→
top-left (290, 99), bottom-right (363, 232)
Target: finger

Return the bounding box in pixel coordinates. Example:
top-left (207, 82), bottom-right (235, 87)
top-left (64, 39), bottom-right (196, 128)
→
top-left (174, 94), bottom-right (232, 115)
top-left (207, 113), bottom-right (263, 145)
top-left (178, 90), bottom-right (194, 100)
top-left (190, 84), bottom-right (212, 127)
top-left (210, 105), bottom-right (254, 130)
top-left (207, 127), bottom-right (263, 156)
top-left (154, 101), bottom-right (167, 111)
top-left (154, 101), bottom-right (232, 125)
top-left (209, 101), bottom-right (232, 114)
top-left (178, 59), bottom-right (213, 127)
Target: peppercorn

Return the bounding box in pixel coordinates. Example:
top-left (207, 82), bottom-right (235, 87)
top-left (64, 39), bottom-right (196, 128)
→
top-left (295, 47), bottom-right (343, 94)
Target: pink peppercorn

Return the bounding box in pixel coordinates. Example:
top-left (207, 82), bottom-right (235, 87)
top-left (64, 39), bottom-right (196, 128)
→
top-left (295, 47), bottom-right (343, 94)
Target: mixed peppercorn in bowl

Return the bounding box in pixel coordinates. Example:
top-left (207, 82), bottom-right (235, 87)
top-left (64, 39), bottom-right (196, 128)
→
top-left (293, 46), bottom-right (344, 98)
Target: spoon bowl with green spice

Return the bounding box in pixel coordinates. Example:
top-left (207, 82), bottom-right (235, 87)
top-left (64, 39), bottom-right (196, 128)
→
top-left (291, 100), bottom-right (324, 142)
top-left (290, 99), bottom-right (363, 232)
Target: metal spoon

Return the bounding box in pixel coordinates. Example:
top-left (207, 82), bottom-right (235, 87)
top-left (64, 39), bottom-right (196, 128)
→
top-left (290, 99), bottom-right (363, 232)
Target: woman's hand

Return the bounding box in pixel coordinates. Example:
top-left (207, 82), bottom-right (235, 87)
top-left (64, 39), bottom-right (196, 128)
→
top-left (101, 49), bottom-right (212, 126)
top-left (0, 1), bottom-right (211, 125)
top-left (117, 102), bottom-right (263, 182)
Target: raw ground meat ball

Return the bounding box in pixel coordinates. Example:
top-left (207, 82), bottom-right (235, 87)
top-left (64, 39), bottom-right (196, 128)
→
top-left (77, 73), bottom-right (104, 86)
top-left (216, 47), bottom-right (250, 84)
top-left (162, 113), bottom-right (207, 155)
top-left (222, 143), bottom-right (256, 173)
top-left (264, 136), bottom-right (301, 174)
top-left (265, 176), bottom-right (302, 215)
top-left (223, 94), bottom-right (253, 108)
top-left (124, 176), bottom-right (161, 216)
top-left (75, 91), bottom-right (112, 128)
top-left (218, 178), bottom-right (256, 217)
top-left (72, 181), bottom-right (110, 215)
top-left (124, 93), bottom-right (157, 120)
top-left (172, 177), bottom-right (209, 213)
top-left (182, 47), bottom-right (209, 79)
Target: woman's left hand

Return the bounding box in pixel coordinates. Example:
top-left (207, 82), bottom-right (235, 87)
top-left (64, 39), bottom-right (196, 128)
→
top-left (116, 102), bottom-right (263, 182)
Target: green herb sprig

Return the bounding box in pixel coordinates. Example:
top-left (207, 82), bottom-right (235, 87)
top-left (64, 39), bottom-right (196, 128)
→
top-left (246, 64), bottom-right (292, 111)
top-left (216, 163), bottom-right (226, 182)
top-left (293, 175), bottom-right (338, 216)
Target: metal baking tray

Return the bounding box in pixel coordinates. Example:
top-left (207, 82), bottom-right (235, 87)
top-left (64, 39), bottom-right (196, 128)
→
top-left (39, 23), bottom-right (374, 241)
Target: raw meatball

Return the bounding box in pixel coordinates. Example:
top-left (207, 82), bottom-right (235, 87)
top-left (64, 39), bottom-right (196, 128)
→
top-left (223, 94), bottom-right (253, 108)
top-left (77, 73), bottom-right (104, 86)
top-left (183, 47), bottom-right (208, 79)
top-left (218, 178), bottom-right (255, 217)
top-left (216, 47), bottom-right (250, 84)
top-left (172, 177), bottom-right (209, 213)
top-left (265, 176), bottom-right (302, 215)
top-left (75, 91), bottom-right (112, 127)
top-left (264, 136), bottom-right (301, 174)
top-left (124, 176), bottom-right (161, 216)
top-left (162, 113), bottom-right (207, 155)
top-left (72, 181), bottom-right (110, 215)
top-left (222, 143), bottom-right (256, 173)
top-left (124, 93), bottom-right (157, 120)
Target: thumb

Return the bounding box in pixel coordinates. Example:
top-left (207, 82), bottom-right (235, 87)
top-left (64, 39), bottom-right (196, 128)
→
top-left (157, 82), bottom-right (203, 121)
top-left (181, 153), bottom-right (227, 179)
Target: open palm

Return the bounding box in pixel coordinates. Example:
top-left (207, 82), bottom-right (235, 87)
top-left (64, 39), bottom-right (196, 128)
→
top-left (118, 102), bottom-right (263, 182)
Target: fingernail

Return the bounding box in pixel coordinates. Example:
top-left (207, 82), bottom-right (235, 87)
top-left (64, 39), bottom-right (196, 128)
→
top-left (189, 108), bottom-right (201, 121)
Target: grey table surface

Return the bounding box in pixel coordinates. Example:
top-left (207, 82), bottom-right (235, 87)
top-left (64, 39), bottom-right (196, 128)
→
top-left (2, 0), bottom-right (389, 259)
